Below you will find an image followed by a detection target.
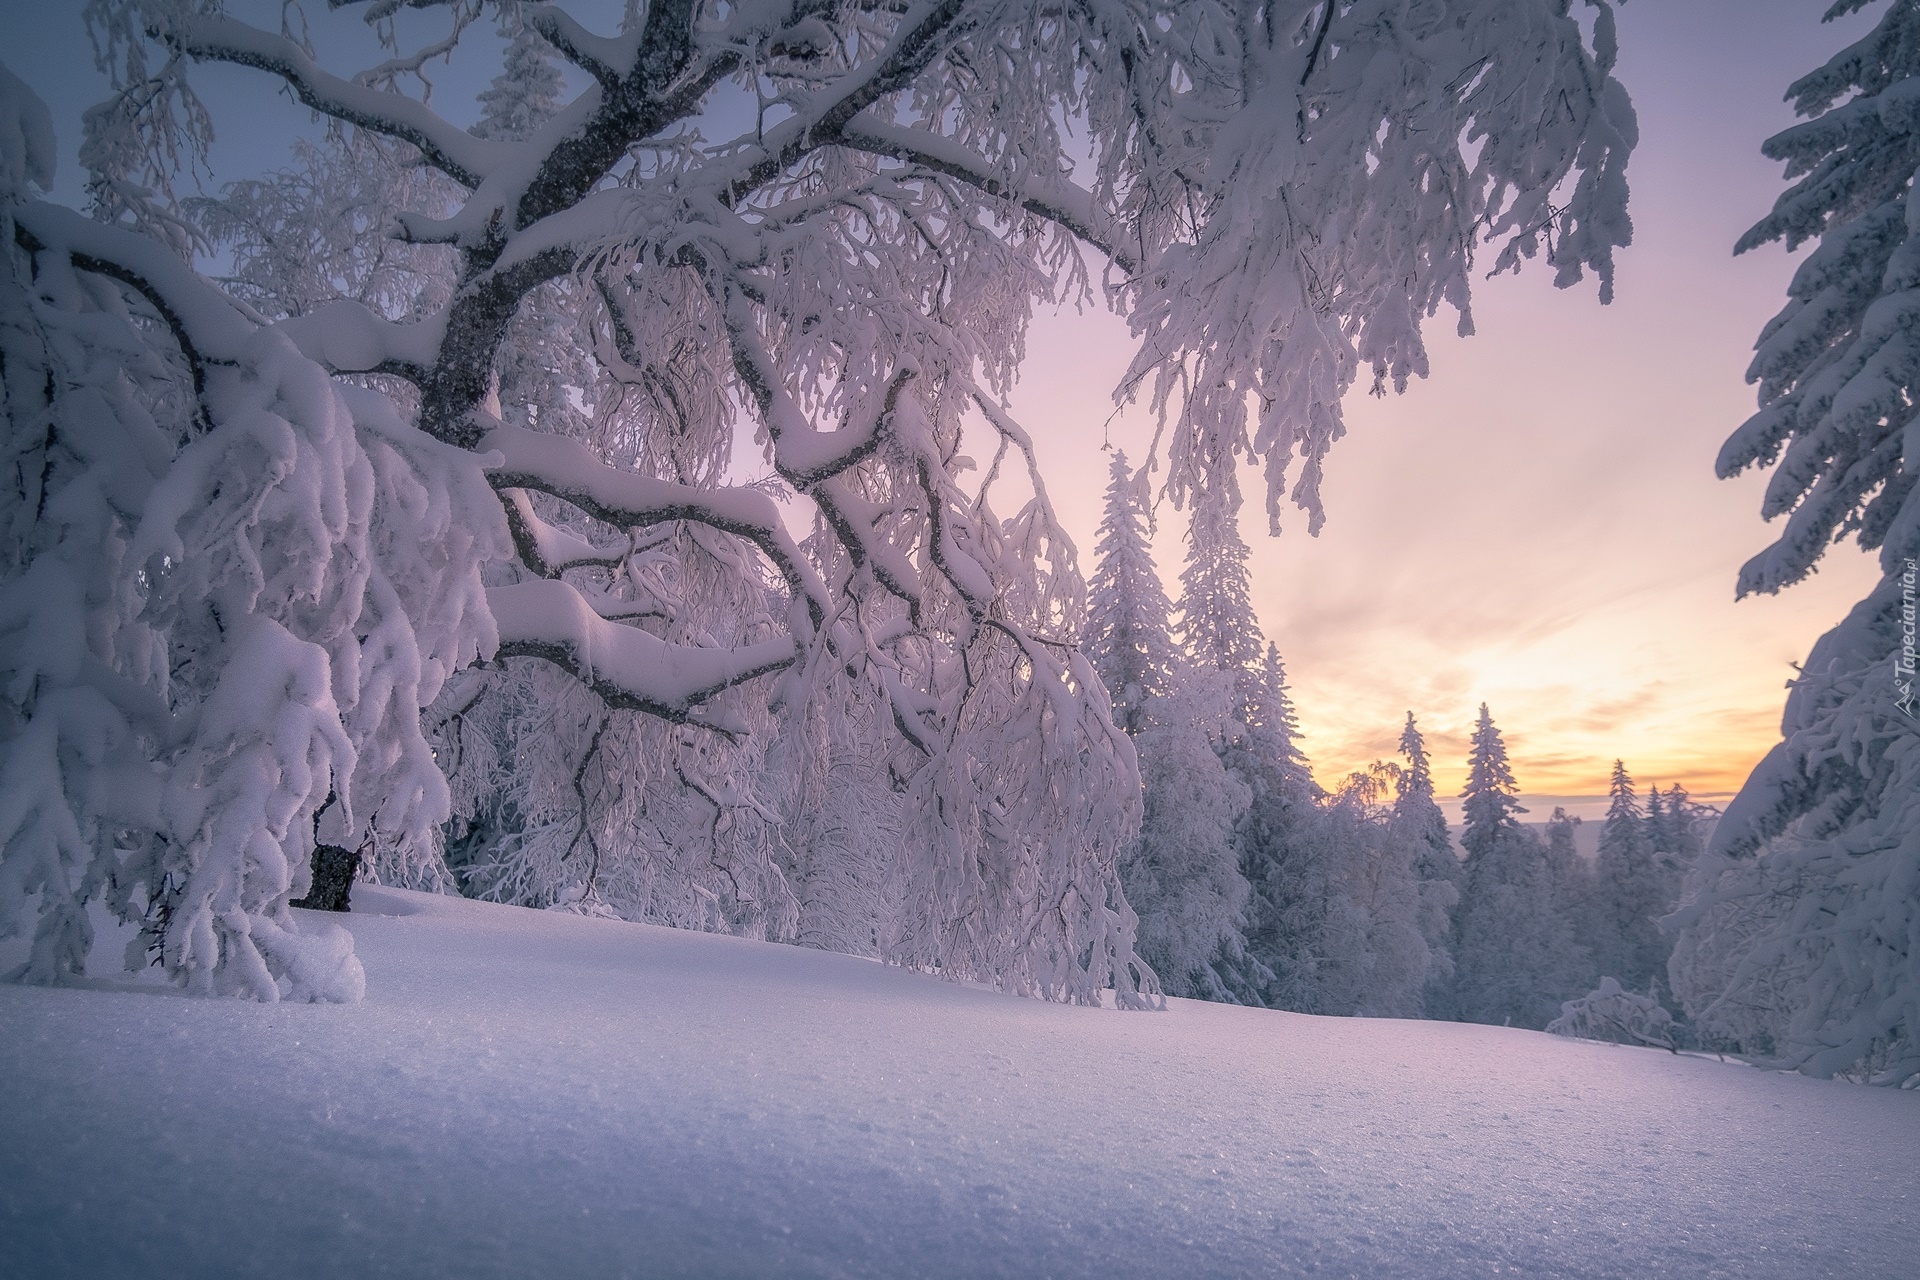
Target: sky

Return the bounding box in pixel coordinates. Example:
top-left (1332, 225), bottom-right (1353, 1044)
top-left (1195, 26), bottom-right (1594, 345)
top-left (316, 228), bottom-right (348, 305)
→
top-left (0, 0), bottom-right (1888, 822)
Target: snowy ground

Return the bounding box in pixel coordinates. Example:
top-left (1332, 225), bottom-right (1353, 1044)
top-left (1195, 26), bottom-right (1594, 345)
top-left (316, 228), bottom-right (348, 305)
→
top-left (3, 889), bottom-right (1916, 1279)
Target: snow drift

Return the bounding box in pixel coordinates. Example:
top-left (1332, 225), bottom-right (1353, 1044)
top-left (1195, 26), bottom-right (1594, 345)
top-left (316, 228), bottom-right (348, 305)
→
top-left (3, 888), bottom-right (1915, 1279)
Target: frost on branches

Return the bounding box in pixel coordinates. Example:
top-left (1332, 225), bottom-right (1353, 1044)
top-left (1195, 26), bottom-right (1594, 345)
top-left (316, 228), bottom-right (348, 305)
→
top-left (2, 0), bottom-right (1632, 1004)
top-left (1673, 0), bottom-right (1920, 1085)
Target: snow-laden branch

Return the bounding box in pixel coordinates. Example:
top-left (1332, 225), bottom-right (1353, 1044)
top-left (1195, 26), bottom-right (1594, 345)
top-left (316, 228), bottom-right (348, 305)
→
top-left (481, 421), bottom-right (828, 625)
top-left (837, 116), bottom-right (1141, 276)
top-left (422, 244), bottom-right (578, 446)
top-left (522, 6), bottom-right (637, 89)
top-left (169, 15), bottom-right (508, 188)
top-left (716, 0), bottom-right (978, 206)
top-left (501, 489), bottom-right (628, 577)
top-left (277, 298), bottom-right (442, 384)
top-left (489, 579), bottom-right (796, 721)
top-left (13, 200), bottom-right (256, 384)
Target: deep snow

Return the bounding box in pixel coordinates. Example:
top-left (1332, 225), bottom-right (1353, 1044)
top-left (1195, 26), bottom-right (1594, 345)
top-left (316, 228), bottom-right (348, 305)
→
top-left (3, 888), bottom-right (1916, 1279)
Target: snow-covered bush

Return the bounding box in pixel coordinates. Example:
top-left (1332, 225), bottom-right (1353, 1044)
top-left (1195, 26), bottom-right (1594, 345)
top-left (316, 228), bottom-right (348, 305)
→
top-left (1547, 976), bottom-right (1677, 1051)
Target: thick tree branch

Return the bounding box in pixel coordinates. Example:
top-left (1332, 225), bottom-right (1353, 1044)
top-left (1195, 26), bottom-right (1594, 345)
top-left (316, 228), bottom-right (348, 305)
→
top-left (523, 7), bottom-right (633, 89)
top-left (419, 245), bottom-right (577, 446)
top-left (277, 299), bottom-right (439, 385)
top-left (172, 15), bottom-right (506, 188)
top-left (14, 201), bottom-right (257, 399)
top-left (489, 579), bottom-right (797, 719)
top-left (505, 5), bottom-right (735, 237)
top-left (482, 423), bottom-right (829, 626)
top-left (501, 488), bottom-right (629, 578)
top-left (717, 0), bottom-right (978, 207)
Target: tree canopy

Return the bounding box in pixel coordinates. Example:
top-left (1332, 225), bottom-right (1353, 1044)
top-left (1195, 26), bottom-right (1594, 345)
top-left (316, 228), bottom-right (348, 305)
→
top-left (0, 0), bottom-right (1634, 1003)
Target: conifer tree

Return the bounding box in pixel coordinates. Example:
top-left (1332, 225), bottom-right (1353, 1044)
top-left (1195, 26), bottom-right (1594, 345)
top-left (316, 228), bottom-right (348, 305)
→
top-left (1085, 452), bottom-right (1178, 737)
top-left (1645, 784), bottom-right (1705, 871)
top-left (1594, 760), bottom-right (1669, 997)
top-left (1543, 805), bottom-right (1600, 994)
top-left (1450, 707), bottom-right (1580, 1028)
top-left (1159, 477), bottom-right (1276, 1004)
top-left (1229, 793), bottom-right (1367, 1015)
top-left (1177, 480), bottom-right (1264, 730)
top-left (1682, 0), bottom-right (1920, 1083)
top-left (1086, 456), bottom-right (1247, 998)
top-left (471, 24), bottom-right (565, 144)
top-left (1121, 670), bottom-right (1252, 1000)
top-left (1333, 762), bottom-right (1434, 1018)
top-left (1394, 712), bottom-right (1463, 986)
top-left (1644, 784), bottom-right (1668, 855)
top-left (1458, 705), bottom-right (1525, 861)
top-left (1246, 644), bottom-right (1314, 792)
top-left (1642, 784), bottom-right (1690, 932)
top-left (1216, 644), bottom-right (1338, 1010)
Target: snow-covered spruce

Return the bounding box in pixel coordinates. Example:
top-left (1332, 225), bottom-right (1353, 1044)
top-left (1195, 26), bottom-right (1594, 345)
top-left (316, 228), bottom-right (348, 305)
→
top-left (1085, 452), bottom-right (1231, 999)
top-left (1085, 452), bottom-right (1178, 739)
top-left (1672, 0), bottom-right (1920, 1084)
top-left (1592, 761), bottom-right (1669, 997)
top-left (4, 0), bottom-right (1633, 1002)
top-left (1153, 475), bottom-right (1439, 1017)
top-left (1393, 712), bottom-right (1464, 1012)
top-left (1450, 706), bottom-right (1585, 1029)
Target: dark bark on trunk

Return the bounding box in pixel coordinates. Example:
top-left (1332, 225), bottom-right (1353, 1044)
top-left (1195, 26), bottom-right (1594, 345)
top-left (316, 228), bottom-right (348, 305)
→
top-left (292, 844), bottom-right (359, 912)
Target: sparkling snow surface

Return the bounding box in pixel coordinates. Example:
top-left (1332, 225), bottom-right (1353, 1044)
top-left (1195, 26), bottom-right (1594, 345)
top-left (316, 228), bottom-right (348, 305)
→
top-left (4, 887), bottom-right (1916, 1279)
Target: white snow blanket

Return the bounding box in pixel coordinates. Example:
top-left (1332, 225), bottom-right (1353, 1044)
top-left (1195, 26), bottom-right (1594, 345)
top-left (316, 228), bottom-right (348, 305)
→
top-left (3, 888), bottom-right (1916, 1278)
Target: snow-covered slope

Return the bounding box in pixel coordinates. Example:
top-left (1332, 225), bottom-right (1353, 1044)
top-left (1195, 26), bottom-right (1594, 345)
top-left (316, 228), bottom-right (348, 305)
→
top-left (3, 888), bottom-right (1916, 1279)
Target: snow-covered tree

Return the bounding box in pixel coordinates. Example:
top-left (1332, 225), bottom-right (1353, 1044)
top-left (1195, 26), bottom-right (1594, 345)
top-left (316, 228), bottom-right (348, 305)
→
top-left (1593, 760), bottom-right (1669, 995)
top-left (769, 648), bottom-right (905, 957)
top-left (1214, 636), bottom-right (1332, 1010)
top-left (472, 23), bottom-right (566, 145)
top-left (1247, 643), bottom-right (1315, 793)
top-left (0, 64), bottom-right (498, 997)
top-left (1, 0), bottom-right (1635, 1002)
top-left (1645, 783), bottom-right (1707, 871)
top-left (1332, 761), bottom-right (1434, 1018)
top-left (1457, 704), bottom-right (1524, 861)
top-left (1085, 451), bottom-right (1245, 997)
top-left (190, 133), bottom-right (458, 330)
top-left (1225, 707), bottom-right (1436, 1016)
top-left (1177, 479), bottom-right (1264, 710)
top-left (1084, 450), bottom-right (1248, 998)
top-left (1120, 670), bottom-right (1251, 999)
top-left (1674, 0), bottom-right (1920, 1082)
top-left (1450, 706), bottom-right (1581, 1028)
top-left (1086, 452), bottom-right (1177, 737)
top-left (1393, 711), bottom-right (1462, 1005)
top-left (1543, 803), bottom-right (1601, 992)
top-left (1232, 794), bottom-right (1365, 1015)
